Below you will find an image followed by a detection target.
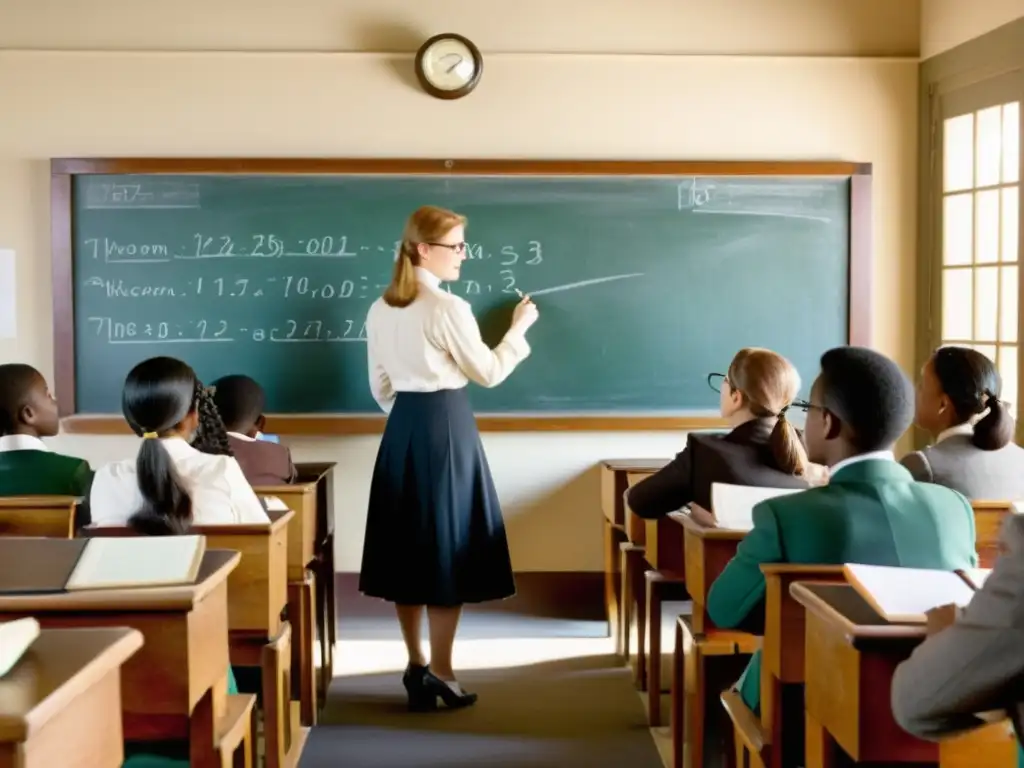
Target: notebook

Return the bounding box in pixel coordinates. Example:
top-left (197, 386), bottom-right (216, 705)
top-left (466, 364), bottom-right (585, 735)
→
top-left (843, 563), bottom-right (978, 623)
top-left (0, 536), bottom-right (206, 595)
top-left (710, 482), bottom-right (804, 531)
top-left (0, 617), bottom-right (40, 677)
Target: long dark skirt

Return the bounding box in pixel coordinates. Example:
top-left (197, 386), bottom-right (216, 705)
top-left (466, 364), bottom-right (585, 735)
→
top-left (359, 388), bottom-right (516, 607)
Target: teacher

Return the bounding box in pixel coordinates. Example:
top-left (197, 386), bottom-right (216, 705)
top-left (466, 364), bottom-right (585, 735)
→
top-left (359, 205), bottom-right (539, 711)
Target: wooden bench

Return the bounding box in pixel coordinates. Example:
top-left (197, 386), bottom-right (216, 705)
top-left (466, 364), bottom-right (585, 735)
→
top-left (672, 516), bottom-right (757, 768)
top-left (0, 543), bottom-right (254, 768)
top-left (0, 627), bottom-right (144, 768)
top-left (0, 496), bottom-right (80, 538)
top-left (83, 511), bottom-right (306, 768)
top-left (600, 459), bottom-right (669, 655)
top-left (722, 565), bottom-right (845, 768)
top-left (792, 582), bottom-right (1018, 768)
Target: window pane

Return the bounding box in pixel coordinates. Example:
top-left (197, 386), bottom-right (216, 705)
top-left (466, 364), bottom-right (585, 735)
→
top-left (998, 345), bottom-right (1018, 416)
top-left (974, 344), bottom-right (997, 363)
top-left (944, 114), bottom-right (975, 192)
top-left (1001, 266), bottom-right (1018, 343)
top-left (976, 106), bottom-right (1002, 188)
top-left (975, 266), bottom-right (999, 341)
top-left (944, 193), bottom-right (974, 265)
top-left (976, 189), bottom-right (1000, 263)
top-left (1005, 102), bottom-right (1020, 184)
top-left (943, 268), bottom-right (974, 340)
top-left (1005, 186), bottom-right (1019, 263)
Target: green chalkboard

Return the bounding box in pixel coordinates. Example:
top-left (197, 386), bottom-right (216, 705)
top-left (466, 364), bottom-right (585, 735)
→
top-left (68, 169), bottom-right (857, 416)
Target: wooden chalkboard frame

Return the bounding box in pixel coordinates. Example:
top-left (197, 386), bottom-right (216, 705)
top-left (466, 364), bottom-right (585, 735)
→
top-left (51, 158), bottom-right (873, 434)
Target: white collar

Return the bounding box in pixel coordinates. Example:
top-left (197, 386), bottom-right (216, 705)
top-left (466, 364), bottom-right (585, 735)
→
top-left (936, 422), bottom-right (975, 444)
top-left (227, 431), bottom-right (257, 443)
top-left (0, 434), bottom-right (50, 453)
top-left (156, 436), bottom-right (200, 459)
top-left (414, 266), bottom-right (442, 288)
top-left (830, 450), bottom-right (895, 475)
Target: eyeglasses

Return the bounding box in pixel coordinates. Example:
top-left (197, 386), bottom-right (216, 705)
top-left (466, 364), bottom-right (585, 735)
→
top-left (425, 241), bottom-right (467, 254)
top-left (791, 398), bottom-right (828, 415)
top-left (707, 373), bottom-right (728, 393)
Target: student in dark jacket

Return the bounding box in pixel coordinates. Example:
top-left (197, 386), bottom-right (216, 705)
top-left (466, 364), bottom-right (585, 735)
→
top-left (210, 374), bottom-right (296, 486)
top-left (626, 347), bottom-right (811, 524)
top-left (0, 363), bottom-right (93, 529)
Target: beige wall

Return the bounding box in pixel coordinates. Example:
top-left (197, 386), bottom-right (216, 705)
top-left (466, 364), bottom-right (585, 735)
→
top-left (921, 0), bottom-right (1024, 58)
top-left (0, 0), bottom-right (918, 571)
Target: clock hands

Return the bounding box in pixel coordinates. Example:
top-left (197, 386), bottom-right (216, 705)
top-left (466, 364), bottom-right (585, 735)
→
top-left (440, 53), bottom-right (464, 73)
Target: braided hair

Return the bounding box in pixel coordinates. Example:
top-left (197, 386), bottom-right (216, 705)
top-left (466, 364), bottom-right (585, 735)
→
top-left (190, 380), bottom-right (235, 457)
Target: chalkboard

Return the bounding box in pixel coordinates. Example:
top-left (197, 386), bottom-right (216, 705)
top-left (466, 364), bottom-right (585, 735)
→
top-left (54, 160), bottom-right (871, 427)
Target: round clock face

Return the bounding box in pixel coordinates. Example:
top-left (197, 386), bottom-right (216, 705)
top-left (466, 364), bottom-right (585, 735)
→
top-left (420, 37), bottom-right (478, 92)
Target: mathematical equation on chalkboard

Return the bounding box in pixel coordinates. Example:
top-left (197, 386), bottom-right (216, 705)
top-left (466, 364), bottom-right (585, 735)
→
top-left (86, 315), bottom-right (368, 344)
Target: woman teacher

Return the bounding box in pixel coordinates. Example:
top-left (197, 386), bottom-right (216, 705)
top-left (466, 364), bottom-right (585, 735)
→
top-left (360, 205), bottom-right (539, 711)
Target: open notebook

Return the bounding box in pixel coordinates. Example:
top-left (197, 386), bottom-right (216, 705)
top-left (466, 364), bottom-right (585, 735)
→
top-left (0, 617), bottom-right (40, 678)
top-left (0, 536), bottom-right (206, 595)
top-left (709, 482), bottom-right (803, 531)
top-left (844, 563), bottom-right (987, 623)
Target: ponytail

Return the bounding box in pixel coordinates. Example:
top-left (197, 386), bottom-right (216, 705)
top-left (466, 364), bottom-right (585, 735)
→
top-left (972, 390), bottom-right (1015, 451)
top-left (127, 436), bottom-right (192, 535)
top-left (768, 408), bottom-right (809, 476)
top-left (382, 242), bottom-right (420, 308)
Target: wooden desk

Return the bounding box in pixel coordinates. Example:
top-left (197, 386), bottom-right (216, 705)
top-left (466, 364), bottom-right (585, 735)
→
top-left (0, 497), bottom-right (79, 538)
top-left (0, 627), bottom-right (143, 768)
top-left (673, 516), bottom-right (756, 768)
top-left (792, 582), bottom-right (1017, 768)
top-left (972, 500), bottom-right (1013, 568)
top-left (722, 565), bottom-right (845, 768)
top-left (0, 544), bottom-right (250, 767)
top-left (600, 458), bottom-right (667, 655)
top-left (643, 512), bottom-right (689, 725)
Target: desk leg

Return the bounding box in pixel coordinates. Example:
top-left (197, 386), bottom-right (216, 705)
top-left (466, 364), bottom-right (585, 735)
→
top-left (325, 532), bottom-right (337, 673)
top-left (605, 520), bottom-right (625, 651)
top-left (671, 619), bottom-right (686, 768)
top-left (805, 712), bottom-right (836, 768)
top-left (646, 571), bottom-right (687, 726)
top-left (619, 543), bottom-right (637, 668)
top-left (288, 574), bottom-right (318, 727)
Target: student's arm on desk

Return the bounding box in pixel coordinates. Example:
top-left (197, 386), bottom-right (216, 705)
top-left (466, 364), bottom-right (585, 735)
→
top-left (891, 515), bottom-right (1024, 740)
top-left (706, 500), bottom-right (784, 629)
top-left (625, 441), bottom-right (694, 519)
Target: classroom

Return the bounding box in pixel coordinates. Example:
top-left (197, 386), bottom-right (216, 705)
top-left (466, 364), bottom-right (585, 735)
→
top-left (1, 1), bottom-right (1024, 767)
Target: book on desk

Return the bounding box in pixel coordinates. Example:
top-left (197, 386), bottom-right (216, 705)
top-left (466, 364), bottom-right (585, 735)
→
top-left (709, 482), bottom-right (803, 531)
top-left (843, 563), bottom-right (992, 623)
top-left (0, 535), bottom-right (206, 595)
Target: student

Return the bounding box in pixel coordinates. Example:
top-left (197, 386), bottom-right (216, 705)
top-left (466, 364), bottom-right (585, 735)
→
top-left (89, 356), bottom-right (269, 531)
top-left (901, 345), bottom-right (1024, 499)
top-left (706, 347), bottom-right (977, 761)
top-left (891, 514), bottom-right (1024, 753)
top-left (626, 347), bottom-right (811, 523)
top-left (0, 363), bottom-right (93, 529)
top-left (210, 374), bottom-right (297, 486)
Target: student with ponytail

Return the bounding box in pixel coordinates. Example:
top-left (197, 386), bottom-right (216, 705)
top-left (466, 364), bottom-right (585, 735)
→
top-left (627, 347), bottom-right (811, 524)
top-left (902, 345), bottom-right (1024, 499)
top-left (89, 356), bottom-right (269, 531)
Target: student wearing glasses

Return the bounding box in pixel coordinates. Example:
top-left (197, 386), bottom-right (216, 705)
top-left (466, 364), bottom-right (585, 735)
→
top-left (360, 205), bottom-right (539, 712)
top-left (626, 347), bottom-right (812, 525)
top-left (706, 347), bottom-right (977, 764)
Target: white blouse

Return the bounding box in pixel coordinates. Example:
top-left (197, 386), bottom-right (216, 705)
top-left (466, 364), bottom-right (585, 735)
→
top-left (90, 437), bottom-right (270, 526)
top-left (365, 267), bottom-right (531, 413)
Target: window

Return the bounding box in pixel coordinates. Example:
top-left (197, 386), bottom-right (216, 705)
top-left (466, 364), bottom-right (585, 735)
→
top-left (940, 100), bottom-right (1020, 415)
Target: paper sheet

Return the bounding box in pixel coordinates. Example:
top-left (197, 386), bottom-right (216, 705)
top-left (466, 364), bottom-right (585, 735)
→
top-left (0, 249), bottom-right (14, 339)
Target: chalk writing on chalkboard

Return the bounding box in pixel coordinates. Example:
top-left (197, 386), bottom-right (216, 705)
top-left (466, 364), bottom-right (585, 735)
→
top-left (86, 315), bottom-right (368, 345)
top-left (676, 177), bottom-right (833, 222)
top-left (83, 182), bottom-right (202, 210)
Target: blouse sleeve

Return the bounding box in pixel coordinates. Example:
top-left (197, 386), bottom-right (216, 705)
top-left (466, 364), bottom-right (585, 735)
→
top-left (223, 458), bottom-right (272, 523)
top-left (367, 341), bottom-right (396, 414)
top-left (429, 297), bottom-right (531, 388)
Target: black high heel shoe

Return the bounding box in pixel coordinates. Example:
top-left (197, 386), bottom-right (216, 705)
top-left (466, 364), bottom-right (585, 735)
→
top-left (404, 665), bottom-right (478, 711)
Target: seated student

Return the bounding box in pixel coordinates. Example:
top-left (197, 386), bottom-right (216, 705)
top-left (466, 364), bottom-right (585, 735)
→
top-left (707, 347), bottom-right (978, 724)
top-left (89, 356), bottom-right (270, 530)
top-left (210, 374), bottom-right (297, 486)
top-left (626, 348), bottom-right (811, 523)
top-left (0, 363), bottom-right (93, 529)
top-left (901, 345), bottom-right (1024, 499)
top-left (891, 514), bottom-right (1024, 754)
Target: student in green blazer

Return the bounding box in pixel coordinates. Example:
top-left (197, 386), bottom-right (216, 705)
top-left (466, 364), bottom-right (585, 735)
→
top-left (705, 347), bottom-right (978, 756)
top-left (0, 364), bottom-right (93, 529)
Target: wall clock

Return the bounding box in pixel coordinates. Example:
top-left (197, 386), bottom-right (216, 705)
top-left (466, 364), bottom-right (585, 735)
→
top-left (414, 33), bottom-right (483, 100)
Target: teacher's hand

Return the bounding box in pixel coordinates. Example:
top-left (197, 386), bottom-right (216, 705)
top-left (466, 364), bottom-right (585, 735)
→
top-left (512, 295), bottom-right (539, 332)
